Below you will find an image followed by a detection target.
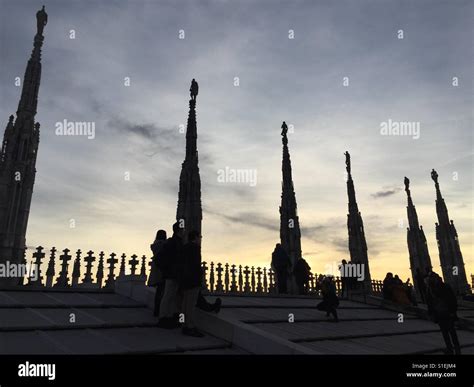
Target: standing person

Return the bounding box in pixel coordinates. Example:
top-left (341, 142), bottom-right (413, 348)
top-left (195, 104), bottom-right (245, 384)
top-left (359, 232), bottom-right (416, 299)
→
top-left (316, 276), bottom-right (339, 322)
top-left (426, 272), bottom-right (461, 355)
top-left (158, 222), bottom-right (184, 329)
top-left (415, 267), bottom-right (427, 303)
top-left (148, 229), bottom-right (167, 317)
top-left (271, 243), bottom-right (291, 294)
top-left (179, 230), bottom-right (205, 337)
top-left (339, 259), bottom-right (349, 299)
top-left (294, 258), bottom-right (311, 295)
top-left (382, 272), bottom-right (394, 300)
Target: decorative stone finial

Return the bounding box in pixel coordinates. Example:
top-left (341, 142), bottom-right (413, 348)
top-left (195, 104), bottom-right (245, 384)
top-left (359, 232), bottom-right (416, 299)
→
top-left (431, 169), bottom-right (438, 184)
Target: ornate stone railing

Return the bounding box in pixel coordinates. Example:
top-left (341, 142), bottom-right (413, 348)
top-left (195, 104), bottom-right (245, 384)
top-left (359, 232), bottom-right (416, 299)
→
top-left (19, 246), bottom-right (384, 294)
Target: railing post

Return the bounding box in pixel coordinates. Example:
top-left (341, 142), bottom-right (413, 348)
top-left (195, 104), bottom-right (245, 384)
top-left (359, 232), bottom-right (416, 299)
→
top-left (216, 262), bottom-right (223, 292)
top-left (71, 249), bottom-right (82, 287)
top-left (96, 251), bottom-right (105, 288)
top-left (105, 252), bottom-right (118, 289)
top-left (119, 253), bottom-right (126, 277)
top-left (256, 267), bottom-right (263, 293)
top-left (45, 247), bottom-right (56, 288)
top-left (263, 267), bottom-right (268, 293)
top-left (129, 254), bottom-right (139, 276)
top-left (238, 265), bottom-right (243, 293)
top-left (29, 246), bottom-right (45, 286)
top-left (83, 250), bottom-right (95, 284)
top-left (230, 264), bottom-right (237, 292)
top-left (251, 266), bottom-right (256, 293)
top-left (55, 248), bottom-right (72, 288)
top-left (244, 266), bottom-right (250, 293)
top-left (224, 263), bottom-right (229, 293)
top-left (209, 262), bottom-right (215, 293)
top-left (140, 255), bottom-right (147, 280)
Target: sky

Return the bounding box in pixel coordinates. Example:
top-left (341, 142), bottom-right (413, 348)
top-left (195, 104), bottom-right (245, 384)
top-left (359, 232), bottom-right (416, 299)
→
top-left (0, 0), bottom-right (472, 282)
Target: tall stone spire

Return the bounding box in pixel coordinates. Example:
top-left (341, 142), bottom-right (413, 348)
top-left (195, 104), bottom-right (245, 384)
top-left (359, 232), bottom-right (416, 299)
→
top-left (279, 122), bottom-right (302, 269)
top-left (431, 169), bottom-right (469, 295)
top-left (176, 79), bottom-right (202, 239)
top-left (344, 151), bottom-right (371, 292)
top-left (0, 6), bottom-right (48, 273)
top-left (404, 177), bottom-right (432, 295)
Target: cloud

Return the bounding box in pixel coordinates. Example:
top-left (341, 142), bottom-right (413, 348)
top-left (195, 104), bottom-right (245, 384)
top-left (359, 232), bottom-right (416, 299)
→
top-left (204, 208), bottom-right (279, 231)
top-left (371, 186), bottom-right (403, 199)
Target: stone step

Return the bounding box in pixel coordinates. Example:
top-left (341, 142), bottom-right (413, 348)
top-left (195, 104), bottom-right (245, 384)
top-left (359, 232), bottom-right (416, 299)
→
top-left (0, 291), bottom-right (144, 308)
top-left (0, 326), bottom-right (230, 355)
top-left (251, 319), bottom-right (451, 342)
top-left (298, 331), bottom-right (474, 355)
top-left (0, 306), bottom-right (158, 331)
top-left (206, 295), bottom-right (376, 309)
top-left (218, 306), bottom-right (417, 323)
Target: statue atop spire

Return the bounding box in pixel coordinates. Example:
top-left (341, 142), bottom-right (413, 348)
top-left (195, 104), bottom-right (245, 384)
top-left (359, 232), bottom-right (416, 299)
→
top-left (279, 121), bottom-right (301, 293)
top-left (404, 176), bottom-right (432, 299)
top-left (345, 151), bottom-right (372, 293)
top-left (344, 151), bottom-right (351, 174)
top-left (404, 176), bottom-right (410, 194)
top-left (190, 78), bottom-right (198, 101)
top-left (36, 6), bottom-right (48, 36)
top-left (281, 121), bottom-right (289, 144)
top-left (431, 170), bottom-right (470, 295)
top-left (0, 7), bottom-right (47, 284)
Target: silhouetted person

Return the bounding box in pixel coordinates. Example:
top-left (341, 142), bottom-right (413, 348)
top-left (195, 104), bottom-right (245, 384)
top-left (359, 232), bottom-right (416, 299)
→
top-left (271, 243), bottom-right (291, 294)
top-left (179, 230), bottom-right (204, 337)
top-left (294, 258), bottom-right (311, 295)
top-left (415, 267), bottom-right (427, 303)
top-left (158, 222), bottom-right (184, 329)
top-left (426, 272), bottom-right (461, 355)
top-left (190, 78), bottom-right (198, 100)
top-left (339, 259), bottom-right (349, 299)
top-left (316, 276), bottom-right (339, 322)
top-left (383, 272), bottom-right (394, 300)
top-left (148, 229), bottom-right (167, 316)
top-left (394, 274), bottom-right (403, 286)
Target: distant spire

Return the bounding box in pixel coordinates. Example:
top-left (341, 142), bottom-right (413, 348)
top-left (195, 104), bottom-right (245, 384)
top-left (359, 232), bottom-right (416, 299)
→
top-left (0, 7), bottom-right (46, 283)
top-left (404, 176), bottom-right (432, 295)
top-left (176, 80), bottom-right (202, 239)
top-left (279, 121), bottom-right (302, 271)
top-left (431, 169), bottom-right (469, 295)
top-left (345, 151), bottom-right (372, 292)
